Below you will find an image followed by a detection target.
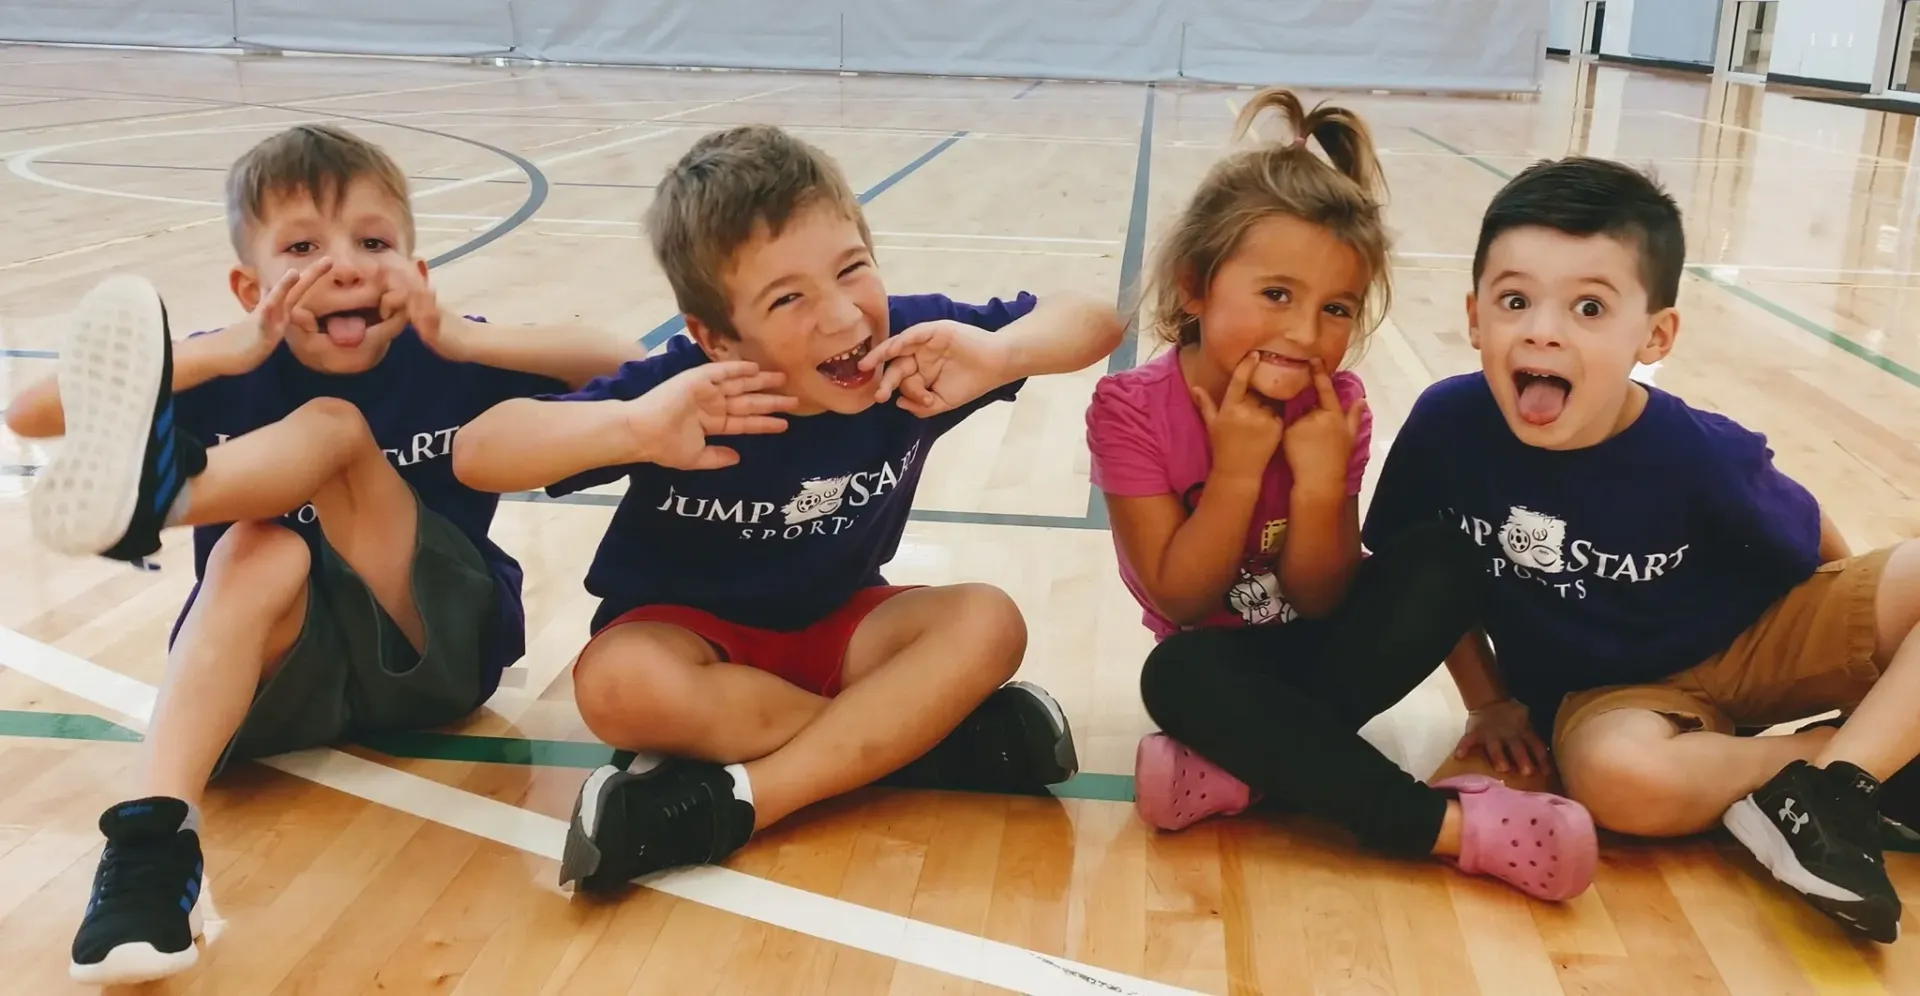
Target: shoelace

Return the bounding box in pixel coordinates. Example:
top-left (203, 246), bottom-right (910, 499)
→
top-left (94, 836), bottom-right (192, 905)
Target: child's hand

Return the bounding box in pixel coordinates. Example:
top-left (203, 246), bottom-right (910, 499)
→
top-left (1280, 360), bottom-right (1366, 495)
top-left (221, 258), bottom-right (332, 374)
top-left (377, 264), bottom-right (469, 360)
top-left (624, 362), bottom-right (797, 470)
top-left (1191, 352), bottom-right (1283, 479)
top-left (858, 320), bottom-right (1007, 416)
top-left (1453, 699), bottom-right (1549, 776)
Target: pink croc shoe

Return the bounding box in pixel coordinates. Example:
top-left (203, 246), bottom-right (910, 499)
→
top-left (1134, 734), bottom-right (1256, 831)
top-left (1435, 774), bottom-right (1597, 901)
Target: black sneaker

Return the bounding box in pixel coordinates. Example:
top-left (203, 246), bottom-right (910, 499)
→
top-left (558, 755), bottom-right (755, 894)
top-left (70, 797), bottom-right (206, 984)
top-left (1882, 813), bottom-right (1920, 854)
top-left (877, 680), bottom-right (1079, 794)
top-left (30, 275), bottom-right (207, 564)
top-left (1724, 760), bottom-right (1902, 942)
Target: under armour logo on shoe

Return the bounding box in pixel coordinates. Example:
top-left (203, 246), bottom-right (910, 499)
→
top-left (1779, 798), bottom-right (1811, 834)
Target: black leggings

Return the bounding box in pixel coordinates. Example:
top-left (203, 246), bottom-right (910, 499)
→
top-left (1140, 521), bottom-right (1486, 857)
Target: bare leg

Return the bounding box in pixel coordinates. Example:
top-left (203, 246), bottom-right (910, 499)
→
top-left (571, 584), bottom-right (1027, 829)
top-left (574, 622), bottom-right (827, 764)
top-left (140, 522), bottom-right (308, 808)
top-left (177, 397), bottom-right (423, 648)
top-left (1817, 541), bottom-right (1920, 778)
top-left (741, 583), bottom-right (1026, 827)
top-left (1559, 709), bottom-right (1835, 836)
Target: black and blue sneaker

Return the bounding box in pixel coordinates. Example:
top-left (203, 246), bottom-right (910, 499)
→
top-left (559, 754), bottom-right (756, 895)
top-left (1724, 760), bottom-right (1903, 943)
top-left (878, 680), bottom-right (1080, 794)
top-left (70, 797), bottom-right (206, 984)
top-left (29, 274), bottom-right (206, 564)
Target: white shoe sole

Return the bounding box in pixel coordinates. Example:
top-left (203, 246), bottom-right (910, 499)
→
top-left (68, 890), bottom-right (204, 985)
top-left (29, 274), bottom-right (169, 556)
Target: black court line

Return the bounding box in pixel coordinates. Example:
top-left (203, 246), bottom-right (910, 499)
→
top-left (33, 159), bottom-right (653, 191)
top-left (1012, 81), bottom-right (1045, 100)
top-left (641, 130), bottom-right (972, 351)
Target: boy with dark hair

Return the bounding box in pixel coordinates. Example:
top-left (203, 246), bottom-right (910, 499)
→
top-left (1364, 155), bottom-right (1920, 942)
top-left (455, 124), bottom-right (1122, 890)
top-left (4, 124), bottom-right (744, 984)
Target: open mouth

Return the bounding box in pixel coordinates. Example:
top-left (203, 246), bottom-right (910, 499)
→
top-left (817, 339), bottom-right (874, 388)
top-left (1254, 349), bottom-right (1310, 370)
top-left (1513, 368), bottom-right (1572, 426)
top-left (316, 307), bottom-right (382, 349)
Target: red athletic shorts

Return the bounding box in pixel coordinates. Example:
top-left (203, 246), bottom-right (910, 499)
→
top-left (585, 586), bottom-right (919, 697)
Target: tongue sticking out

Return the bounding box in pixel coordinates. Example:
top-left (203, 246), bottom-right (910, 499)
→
top-left (1517, 374), bottom-right (1570, 426)
top-left (323, 312), bottom-right (369, 349)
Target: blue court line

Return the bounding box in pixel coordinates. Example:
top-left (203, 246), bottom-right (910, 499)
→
top-left (1012, 81), bottom-right (1045, 100)
top-left (1405, 126), bottom-right (1920, 393)
top-left (0, 348), bottom-right (56, 359)
top-left (640, 130), bottom-right (972, 351)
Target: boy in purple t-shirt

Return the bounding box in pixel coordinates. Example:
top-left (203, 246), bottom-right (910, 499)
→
top-left (1364, 156), bottom-right (1920, 942)
top-left (5, 125), bottom-right (652, 985)
top-left (455, 124), bottom-right (1120, 892)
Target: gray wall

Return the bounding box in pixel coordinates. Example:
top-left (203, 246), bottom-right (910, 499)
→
top-left (0, 0), bottom-right (1549, 92)
top-left (1627, 0), bottom-right (1722, 66)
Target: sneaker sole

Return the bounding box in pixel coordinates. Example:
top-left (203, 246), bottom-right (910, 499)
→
top-left (1724, 796), bottom-right (1901, 942)
top-left (559, 764), bottom-right (622, 889)
top-left (1007, 680), bottom-right (1078, 783)
top-left (69, 891), bottom-right (204, 984)
top-left (30, 275), bottom-right (169, 556)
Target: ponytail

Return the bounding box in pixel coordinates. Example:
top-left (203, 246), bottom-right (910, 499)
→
top-left (1230, 87), bottom-right (1387, 202)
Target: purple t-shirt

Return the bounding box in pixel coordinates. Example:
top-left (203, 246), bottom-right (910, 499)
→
top-left (1086, 348), bottom-right (1373, 640)
top-left (541, 293), bottom-right (1033, 633)
top-left (172, 325), bottom-right (567, 702)
top-left (1361, 372), bottom-right (1821, 724)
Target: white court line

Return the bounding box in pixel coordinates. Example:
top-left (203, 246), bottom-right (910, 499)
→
top-left (0, 623), bottom-right (1199, 996)
top-left (1392, 251), bottom-right (1920, 278)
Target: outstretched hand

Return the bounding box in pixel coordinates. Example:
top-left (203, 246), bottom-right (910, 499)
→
top-left (624, 362), bottom-right (798, 470)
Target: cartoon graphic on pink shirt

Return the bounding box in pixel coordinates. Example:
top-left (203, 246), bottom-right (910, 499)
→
top-left (1086, 348), bottom-right (1372, 640)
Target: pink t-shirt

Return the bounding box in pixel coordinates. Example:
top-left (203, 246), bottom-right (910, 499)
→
top-left (1086, 349), bottom-right (1373, 641)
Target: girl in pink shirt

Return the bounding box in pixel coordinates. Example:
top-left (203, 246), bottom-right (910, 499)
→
top-left (1085, 88), bottom-right (1597, 901)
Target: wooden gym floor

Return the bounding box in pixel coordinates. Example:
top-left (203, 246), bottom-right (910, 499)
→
top-left (1, 42), bottom-right (1919, 995)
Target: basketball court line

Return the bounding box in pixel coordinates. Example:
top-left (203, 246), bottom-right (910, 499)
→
top-left (0, 708), bottom-right (1139, 802)
top-left (0, 623), bottom-right (1198, 996)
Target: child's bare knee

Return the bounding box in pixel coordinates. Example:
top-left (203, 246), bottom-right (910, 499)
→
top-left (287, 397), bottom-right (376, 453)
top-left (940, 583), bottom-right (1027, 678)
top-left (204, 521), bottom-right (310, 602)
top-left (1874, 540), bottom-right (1920, 660)
top-left (1561, 734), bottom-right (1693, 835)
top-left (573, 631), bottom-right (702, 748)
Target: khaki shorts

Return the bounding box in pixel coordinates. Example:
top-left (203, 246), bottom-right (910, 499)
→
top-left (1551, 546), bottom-right (1891, 754)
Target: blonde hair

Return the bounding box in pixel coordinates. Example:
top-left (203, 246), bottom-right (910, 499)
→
top-left (646, 125), bottom-right (872, 339)
top-left (224, 124), bottom-right (414, 258)
top-left (1146, 88), bottom-right (1392, 356)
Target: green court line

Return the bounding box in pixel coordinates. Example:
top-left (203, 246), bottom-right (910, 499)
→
top-left (1407, 127), bottom-right (1920, 394)
top-left (0, 708), bottom-right (1135, 803)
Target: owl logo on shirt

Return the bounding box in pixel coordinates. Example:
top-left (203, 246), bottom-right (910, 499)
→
top-left (783, 475), bottom-right (852, 524)
top-left (1227, 567), bottom-right (1295, 626)
top-left (1499, 506), bottom-right (1568, 574)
